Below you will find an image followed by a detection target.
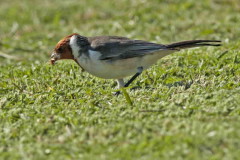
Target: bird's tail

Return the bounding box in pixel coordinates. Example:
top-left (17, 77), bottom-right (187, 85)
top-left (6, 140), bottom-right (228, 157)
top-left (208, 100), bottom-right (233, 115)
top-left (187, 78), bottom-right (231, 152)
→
top-left (166, 40), bottom-right (221, 50)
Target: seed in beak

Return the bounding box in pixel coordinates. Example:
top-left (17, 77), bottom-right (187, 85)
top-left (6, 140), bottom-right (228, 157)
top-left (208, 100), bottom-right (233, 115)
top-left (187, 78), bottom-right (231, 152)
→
top-left (50, 58), bottom-right (56, 65)
top-left (50, 52), bottom-right (58, 65)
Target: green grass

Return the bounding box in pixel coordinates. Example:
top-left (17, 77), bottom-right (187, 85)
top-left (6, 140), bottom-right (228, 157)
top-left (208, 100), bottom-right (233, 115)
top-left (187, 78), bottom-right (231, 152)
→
top-left (0, 0), bottom-right (240, 159)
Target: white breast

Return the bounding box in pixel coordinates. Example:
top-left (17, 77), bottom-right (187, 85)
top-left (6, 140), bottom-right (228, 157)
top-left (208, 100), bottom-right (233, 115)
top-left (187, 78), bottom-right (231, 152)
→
top-left (76, 50), bottom-right (139, 79)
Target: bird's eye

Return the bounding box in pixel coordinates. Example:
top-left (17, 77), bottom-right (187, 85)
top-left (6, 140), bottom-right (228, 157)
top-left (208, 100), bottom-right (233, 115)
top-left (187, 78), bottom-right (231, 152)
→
top-left (57, 47), bottom-right (63, 53)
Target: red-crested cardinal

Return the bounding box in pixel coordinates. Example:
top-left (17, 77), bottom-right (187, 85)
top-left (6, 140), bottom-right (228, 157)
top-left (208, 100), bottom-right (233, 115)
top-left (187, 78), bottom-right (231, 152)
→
top-left (50, 33), bottom-right (221, 93)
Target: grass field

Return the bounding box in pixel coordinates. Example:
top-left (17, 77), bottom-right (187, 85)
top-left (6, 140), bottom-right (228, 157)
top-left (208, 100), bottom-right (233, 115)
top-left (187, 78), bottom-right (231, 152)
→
top-left (0, 0), bottom-right (240, 159)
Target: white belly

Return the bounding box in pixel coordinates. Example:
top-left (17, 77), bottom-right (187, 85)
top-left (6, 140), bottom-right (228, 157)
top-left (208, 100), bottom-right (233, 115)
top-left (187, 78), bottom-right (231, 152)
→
top-left (77, 50), bottom-right (174, 79)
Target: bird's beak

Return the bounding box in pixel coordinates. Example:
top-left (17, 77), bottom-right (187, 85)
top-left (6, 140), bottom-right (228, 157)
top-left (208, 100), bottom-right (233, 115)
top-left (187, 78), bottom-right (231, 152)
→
top-left (50, 52), bottom-right (60, 65)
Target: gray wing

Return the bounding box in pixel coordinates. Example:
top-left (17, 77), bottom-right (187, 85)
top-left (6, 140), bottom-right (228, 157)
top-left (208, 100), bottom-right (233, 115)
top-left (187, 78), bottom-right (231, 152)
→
top-left (88, 36), bottom-right (168, 60)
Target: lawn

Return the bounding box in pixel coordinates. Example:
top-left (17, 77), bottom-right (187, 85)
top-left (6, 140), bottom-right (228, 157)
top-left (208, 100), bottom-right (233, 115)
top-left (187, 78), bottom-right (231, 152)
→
top-left (0, 0), bottom-right (239, 159)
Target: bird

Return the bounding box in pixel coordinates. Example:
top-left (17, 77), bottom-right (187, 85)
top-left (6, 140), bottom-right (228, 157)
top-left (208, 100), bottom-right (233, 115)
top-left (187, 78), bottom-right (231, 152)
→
top-left (50, 33), bottom-right (221, 94)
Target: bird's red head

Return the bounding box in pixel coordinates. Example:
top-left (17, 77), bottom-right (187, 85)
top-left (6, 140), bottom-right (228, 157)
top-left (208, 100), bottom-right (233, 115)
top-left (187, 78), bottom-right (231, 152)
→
top-left (50, 33), bottom-right (78, 65)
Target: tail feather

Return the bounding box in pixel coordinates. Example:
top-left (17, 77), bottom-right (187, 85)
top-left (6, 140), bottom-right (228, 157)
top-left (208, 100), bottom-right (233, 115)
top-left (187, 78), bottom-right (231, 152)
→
top-left (166, 40), bottom-right (221, 50)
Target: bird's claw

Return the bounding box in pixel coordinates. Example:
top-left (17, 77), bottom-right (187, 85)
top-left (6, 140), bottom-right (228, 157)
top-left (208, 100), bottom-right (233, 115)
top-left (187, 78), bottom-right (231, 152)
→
top-left (114, 91), bottom-right (121, 96)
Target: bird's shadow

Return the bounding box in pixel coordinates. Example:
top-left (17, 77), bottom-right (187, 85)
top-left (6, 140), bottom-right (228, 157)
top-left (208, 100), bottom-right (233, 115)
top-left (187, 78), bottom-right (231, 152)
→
top-left (165, 80), bottom-right (194, 90)
top-left (129, 80), bottom-right (194, 91)
top-left (113, 80), bottom-right (194, 96)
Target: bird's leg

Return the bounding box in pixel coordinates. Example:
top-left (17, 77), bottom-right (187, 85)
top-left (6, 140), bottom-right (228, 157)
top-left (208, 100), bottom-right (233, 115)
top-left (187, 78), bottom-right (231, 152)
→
top-left (114, 79), bottom-right (124, 96)
top-left (124, 67), bottom-right (143, 87)
top-left (114, 67), bottom-right (143, 96)
top-left (117, 79), bottom-right (125, 88)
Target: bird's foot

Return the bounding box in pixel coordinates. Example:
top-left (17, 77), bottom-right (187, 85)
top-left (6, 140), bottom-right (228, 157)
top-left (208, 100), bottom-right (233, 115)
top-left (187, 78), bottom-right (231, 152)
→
top-left (114, 91), bottom-right (121, 96)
